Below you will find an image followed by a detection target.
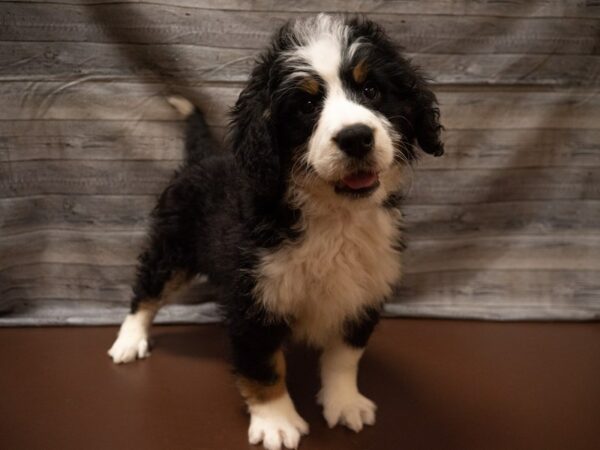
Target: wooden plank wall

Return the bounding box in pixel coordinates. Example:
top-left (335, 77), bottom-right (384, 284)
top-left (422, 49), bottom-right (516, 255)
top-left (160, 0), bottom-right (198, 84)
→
top-left (0, 0), bottom-right (599, 324)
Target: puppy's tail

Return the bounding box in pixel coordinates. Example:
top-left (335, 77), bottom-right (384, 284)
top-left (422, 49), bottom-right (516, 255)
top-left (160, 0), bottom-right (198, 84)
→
top-left (167, 95), bottom-right (219, 165)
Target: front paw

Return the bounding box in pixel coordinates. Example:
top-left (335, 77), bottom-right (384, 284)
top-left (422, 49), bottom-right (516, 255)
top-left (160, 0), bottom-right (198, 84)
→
top-left (107, 314), bottom-right (151, 364)
top-left (248, 394), bottom-right (309, 450)
top-left (107, 333), bottom-right (150, 364)
top-left (318, 389), bottom-right (377, 432)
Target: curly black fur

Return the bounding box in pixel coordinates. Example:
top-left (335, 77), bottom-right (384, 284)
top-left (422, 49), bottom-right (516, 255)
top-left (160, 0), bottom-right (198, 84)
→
top-left (129, 15), bottom-right (443, 386)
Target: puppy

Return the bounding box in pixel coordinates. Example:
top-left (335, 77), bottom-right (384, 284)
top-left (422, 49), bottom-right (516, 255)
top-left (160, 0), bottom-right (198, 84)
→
top-left (108, 14), bottom-right (443, 450)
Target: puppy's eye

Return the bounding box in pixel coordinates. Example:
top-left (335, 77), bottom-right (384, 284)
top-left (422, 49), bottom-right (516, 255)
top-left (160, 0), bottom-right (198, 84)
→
top-left (300, 98), bottom-right (317, 115)
top-left (362, 82), bottom-right (380, 101)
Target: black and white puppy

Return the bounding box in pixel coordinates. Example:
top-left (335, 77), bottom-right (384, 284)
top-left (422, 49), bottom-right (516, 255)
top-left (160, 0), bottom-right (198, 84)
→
top-left (108, 14), bottom-right (443, 450)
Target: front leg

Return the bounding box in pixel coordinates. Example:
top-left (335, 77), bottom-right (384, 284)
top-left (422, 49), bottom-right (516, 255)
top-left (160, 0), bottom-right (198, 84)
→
top-left (318, 307), bottom-right (380, 432)
top-left (229, 313), bottom-right (308, 450)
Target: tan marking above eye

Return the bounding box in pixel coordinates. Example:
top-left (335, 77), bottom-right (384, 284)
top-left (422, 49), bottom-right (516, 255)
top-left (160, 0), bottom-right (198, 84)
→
top-left (353, 60), bottom-right (369, 84)
top-left (299, 77), bottom-right (319, 95)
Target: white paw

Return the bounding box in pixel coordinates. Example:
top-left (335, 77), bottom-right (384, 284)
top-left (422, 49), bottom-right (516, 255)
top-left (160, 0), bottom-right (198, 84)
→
top-left (248, 394), bottom-right (309, 450)
top-left (318, 389), bottom-right (377, 432)
top-left (108, 334), bottom-right (149, 364)
top-left (107, 314), bottom-right (151, 364)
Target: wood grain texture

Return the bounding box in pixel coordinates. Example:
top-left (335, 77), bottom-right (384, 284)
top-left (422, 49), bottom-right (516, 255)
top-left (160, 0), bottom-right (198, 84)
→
top-left (2, 122), bottom-right (598, 168)
top-left (4, 0), bottom-right (599, 18)
top-left (3, 42), bottom-right (598, 87)
top-left (0, 195), bottom-right (154, 232)
top-left (406, 167), bottom-right (600, 205)
top-left (0, 300), bottom-right (222, 325)
top-left (0, 120), bottom-right (188, 161)
top-left (0, 160), bottom-right (178, 197)
top-left (3, 196), bottom-right (599, 239)
top-left (2, 162), bottom-right (597, 201)
top-left (2, 3), bottom-right (598, 55)
top-left (2, 230), bottom-right (598, 275)
top-left (1, 1), bottom-right (599, 323)
top-left (3, 240), bottom-right (599, 319)
top-left (404, 200), bottom-right (600, 240)
top-left (3, 82), bottom-right (600, 130)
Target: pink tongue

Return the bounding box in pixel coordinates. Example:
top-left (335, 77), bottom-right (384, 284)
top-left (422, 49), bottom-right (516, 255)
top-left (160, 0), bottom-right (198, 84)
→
top-left (342, 171), bottom-right (378, 190)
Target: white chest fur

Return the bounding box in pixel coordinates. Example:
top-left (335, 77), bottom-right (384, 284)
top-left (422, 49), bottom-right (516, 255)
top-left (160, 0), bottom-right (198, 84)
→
top-left (254, 204), bottom-right (402, 346)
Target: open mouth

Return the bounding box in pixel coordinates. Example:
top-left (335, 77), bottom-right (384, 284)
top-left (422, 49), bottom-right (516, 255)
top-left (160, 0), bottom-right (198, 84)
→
top-left (334, 170), bottom-right (380, 197)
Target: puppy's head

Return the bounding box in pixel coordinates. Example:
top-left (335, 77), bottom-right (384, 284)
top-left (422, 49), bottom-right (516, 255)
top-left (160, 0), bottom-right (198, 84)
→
top-left (229, 14), bottom-right (444, 204)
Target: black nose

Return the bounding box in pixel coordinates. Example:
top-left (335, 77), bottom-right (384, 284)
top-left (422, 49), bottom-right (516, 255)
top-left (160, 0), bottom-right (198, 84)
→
top-left (333, 124), bottom-right (374, 158)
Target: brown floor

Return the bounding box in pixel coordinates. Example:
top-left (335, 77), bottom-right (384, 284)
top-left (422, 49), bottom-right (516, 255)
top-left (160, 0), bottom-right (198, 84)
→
top-left (0, 320), bottom-right (599, 450)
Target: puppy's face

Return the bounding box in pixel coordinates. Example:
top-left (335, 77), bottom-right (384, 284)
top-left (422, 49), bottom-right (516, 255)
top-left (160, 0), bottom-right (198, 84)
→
top-left (230, 15), bottom-right (444, 203)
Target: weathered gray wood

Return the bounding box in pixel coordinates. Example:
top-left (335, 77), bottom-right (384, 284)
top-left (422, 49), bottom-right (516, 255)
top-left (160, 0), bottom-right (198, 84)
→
top-left (0, 160), bottom-right (178, 197)
top-left (5, 0), bottom-right (598, 18)
top-left (0, 230), bottom-right (145, 271)
top-left (2, 294), bottom-right (599, 326)
top-left (3, 82), bottom-right (600, 130)
top-left (434, 87), bottom-right (600, 130)
top-left (3, 42), bottom-right (598, 87)
top-left (405, 235), bottom-right (600, 272)
top-left (0, 301), bottom-right (222, 326)
top-left (393, 269), bottom-right (600, 319)
top-left (0, 263), bottom-right (217, 308)
top-left (398, 269), bottom-right (600, 301)
top-left (0, 120), bottom-right (187, 162)
top-left (1, 4), bottom-right (598, 55)
top-left (3, 267), bottom-right (599, 323)
top-left (0, 41), bottom-right (256, 83)
top-left (3, 122), bottom-right (598, 169)
top-left (421, 129), bottom-right (600, 170)
top-left (2, 160), bottom-right (597, 202)
top-left (1, 229), bottom-right (598, 275)
top-left (1, 1), bottom-right (599, 324)
top-left (2, 81), bottom-right (179, 122)
top-left (3, 196), bottom-right (599, 308)
top-left (0, 195), bottom-right (154, 232)
top-left (404, 200), bottom-right (600, 240)
top-left (1, 261), bottom-right (136, 287)
top-left (405, 167), bottom-right (600, 205)
top-left (3, 195), bottom-right (599, 240)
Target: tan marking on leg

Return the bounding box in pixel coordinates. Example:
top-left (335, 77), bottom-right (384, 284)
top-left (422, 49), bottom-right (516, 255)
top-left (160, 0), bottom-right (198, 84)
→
top-left (140, 270), bottom-right (191, 308)
top-left (237, 350), bottom-right (287, 405)
top-left (132, 270), bottom-right (192, 326)
top-left (160, 271), bottom-right (190, 301)
top-left (109, 271), bottom-right (193, 363)
top-left (352, 60), bottom-right (369, 84)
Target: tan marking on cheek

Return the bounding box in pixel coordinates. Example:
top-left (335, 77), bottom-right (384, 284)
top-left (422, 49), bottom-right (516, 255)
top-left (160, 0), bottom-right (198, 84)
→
top-left (300, 77), bottom-right (319, 95)
top-left (353, 60), bottom-right (369, 84)
top-left (236, 350), bottom-right (287, 405)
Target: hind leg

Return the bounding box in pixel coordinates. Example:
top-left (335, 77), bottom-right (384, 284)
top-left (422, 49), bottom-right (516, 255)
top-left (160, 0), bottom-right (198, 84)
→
top-left (108, 252), bottom-right (192, 364)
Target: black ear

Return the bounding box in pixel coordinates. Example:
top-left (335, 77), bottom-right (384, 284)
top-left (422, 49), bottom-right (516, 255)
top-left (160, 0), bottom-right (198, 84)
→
top-left (229, 62), bottom-right (280, 198)
top-left (347, 16), bottom-right (444, 158)
top-left (411, 77), bottom-right (445, 157)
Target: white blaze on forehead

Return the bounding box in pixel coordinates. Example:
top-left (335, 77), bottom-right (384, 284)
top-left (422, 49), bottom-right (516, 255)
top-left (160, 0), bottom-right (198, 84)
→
top-left (298, 38), bottom-right (342, 83)
top-left (288, 14), bottom-right (348, 87)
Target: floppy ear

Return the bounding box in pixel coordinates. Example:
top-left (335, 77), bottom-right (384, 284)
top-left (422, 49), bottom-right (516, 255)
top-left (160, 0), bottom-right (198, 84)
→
top-left (229, 64), bottom-right (280, 198)
top-left (411, 77), bottom-right (445, 157)
top-left (347, 17), bottom-right (444, 158)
